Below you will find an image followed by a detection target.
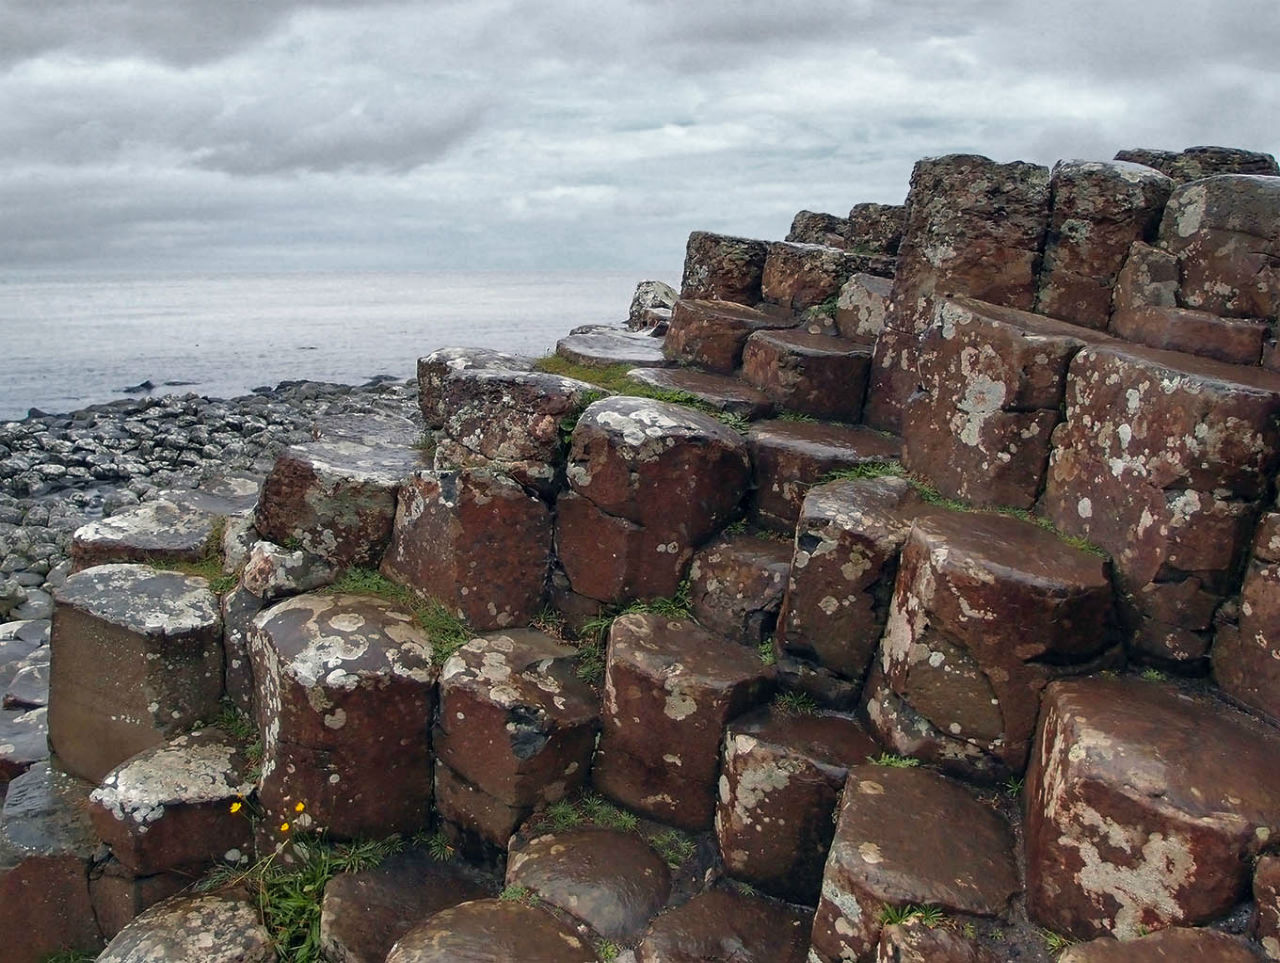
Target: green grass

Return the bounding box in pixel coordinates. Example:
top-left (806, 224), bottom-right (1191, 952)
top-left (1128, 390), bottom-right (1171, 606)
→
top-left (870, 752), bottom-right (920, 769)
top-left (773, 691), bottom-right (819, 715)
top-left (421, 829), bottom-right (455, 862)
top-left (530, 793), bottom-right (639, 834)
top-left (878, 903), bottom-right (945, 927)
top-left (1140, 667), bottom-right (1169, 682)
top-left (596, 939), bottom-right (623, 961)
top-left (146, 517), bottom-right (241, 595)
top-left (1040, 928), bottom-right (1079, 953)
top-left (326, 568), bottom-right (473, 661)
top-left (820, 459), bottom-right (906, 484)
top-left (39, 953), bottom-right (98, 963)
top-left (499, 884), bottom-right (537, 905)
top-left (571, 582), bottom-right (695, 683)
top-left (649, 828), bottom-right (696, 869)
top-left (1002, 776), bottom-right (1025, 798)
top-left (757, 638), bottom-right (777, 666)
top-left (199, 834), bottom-right (406, 962)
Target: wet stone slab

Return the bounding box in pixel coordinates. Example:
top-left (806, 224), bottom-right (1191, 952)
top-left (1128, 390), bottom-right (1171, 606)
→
top-left (49, 563), bottom-right (223, 783)
top-left (555, 329), bottom-right (674, 368)
top-left (875, 919), bottom-right (1000, 962)
top-left (97, 892), bottom-right (275, 963)
top-left (635, 887), bottom-right (811, 963)
top-left (386, 898), bottom-right (600, 963)
top-left (0, 704), bottom-right (49, 778)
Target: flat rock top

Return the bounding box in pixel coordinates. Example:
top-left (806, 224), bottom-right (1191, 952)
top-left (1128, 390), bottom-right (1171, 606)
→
top-left (1060, 926), bottom-right (1261, 962)
top-left (940, 296), bottom-right (1114, 345)
top-left (750, 327), bottom-right (872, 356)
top-left (577, 394), bottom-right (744, 447)
top-left (73, 498), bottom-right (214, 548)
top-left (90, 729), bottom-right (254, 827)
top-left (696, 532), bottom-right (792, 568)
top-left (747, 419), bottom-right (902, 458)
top-left (801, 475), bottom-right (921, 533)
top-left (636, 887), bottom-right (811, 963)
top-left (446, 367), bottom-right (600, 404)
top-left (160, 476), bottom-right (263, 515)
top-left (98, 893), bottom-right (274, 963)
top-left (252, 593), bottom-right (436, 687)
top-left (440, 631), bottom-right (597, 721)
top-left (832, 764), bottom-right (1019, 915)
top-left (1080, 341), bottom-right (1280, 396)
top-left (908, 510), bottom-right (1111, 591)
top-left (278, 438), bottom-right (425, 482)
top-left (420, 346), bottom-right (534, 372)
top-left (507, 827), bottom-right (671, 940)
top-left (0, 760), bottom-right (96, 862)
top-left (1043, 678), bottom-right (1280, 827)
top-left (311, 412), bottom-right (423, 448)
top-left (610, 613), bottom-right (773, 688)
top-left (386, 898), bottom-right (600, 962)
top-left (54, 563), bottom-right (220, 635)
top-left (675, 298), bottom-right (780, 324)
top-left (728, 708), bottom-right (881, 772)
top-left (623, 367), bottom-right (774, 410)
top-left (556, 330), bottom-right (672, 367)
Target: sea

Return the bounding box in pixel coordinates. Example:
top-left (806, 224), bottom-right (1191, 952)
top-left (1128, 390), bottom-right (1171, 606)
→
top-left (0, 270), bottom-right (650, 422)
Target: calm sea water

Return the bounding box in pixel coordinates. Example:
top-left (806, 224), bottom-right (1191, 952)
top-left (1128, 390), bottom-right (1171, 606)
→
top-left (0, 270), bottom-right (648, 421)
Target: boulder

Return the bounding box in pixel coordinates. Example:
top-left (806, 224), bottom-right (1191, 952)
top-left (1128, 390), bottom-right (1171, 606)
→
top-left (716, 707), bottom-right (880, 903)
top-left (777, 476), bottom-right (923, 684)
top-left (1059, 928), bottom-right (1262, 962)
top-left (1256, 853), bottom-right (1280, 961)
top-left (835, 273), bottom-right (893, 340)
top-left (876, 920), bottom-right (1000, 962)
top-left (1215, 513), bottom-right (1280, 721)
top-left (1111, 305), bottom-right (1267, 365)
top-left (741, 329), bottom-right (872, 422)
top-left (240, 540), bottom-right (337, 601)
top-left (688, 532), bottom-right (791, 646)
top-left (636, 887), bottom-right (811, 963)
top-left (810, 765), bottom-right (1019, 962)
top-left (385, 898), bottom-right (600, 963)
top-left (70, 498), bottom-right (218, 572)
top-left (506, 827), bottom-right (671, 939)
top-left (96, 892), bottom-right (274, 963)
top-left (680, 231), bottom-right (770, 304)
top-left (1110, 241), bottom-right (1180, 315)
top-left (88, 729), bottom-right (255, 876)
top-left (1115, 145), bottom-right (1280, 182)
top-left (761, 241), bottom-right (893, 312)
top-left (88, 857), bottom-right (190, 943)
top-left (1026, 677), bottom-right (1280, 939)
top-left (662, 297), bottom-right (796, 373)
top-left (380, 470), bottom-right (552, 630)
top-left (594, 613), bottom-right (774, 829)
top-left (49, 564), bottom-right (223, 783)
top-left (1035, 160), bottom-right (1173, 329)
top-left (250, 593), bottom-right (437, 839)
top-left (626, 279), bottom-right (679, 331)
top-left (417, 347), bottom-right (533, 430)
top-left (847, 202), bottom-right (906, 254)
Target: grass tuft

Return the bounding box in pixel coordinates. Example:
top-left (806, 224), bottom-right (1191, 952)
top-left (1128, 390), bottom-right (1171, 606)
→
top-left (326, 568), bottom-right (472, 661)
top-left (870, 752), bottom-right (920, 769)
top-left (757, 638), bottom-right (777, 666)
top-left (649, 828), bottom-right (696, 868)
top-left (773, 691), bottom-right (819, 716)
top-left (878, 904), bottom-right (945, 927)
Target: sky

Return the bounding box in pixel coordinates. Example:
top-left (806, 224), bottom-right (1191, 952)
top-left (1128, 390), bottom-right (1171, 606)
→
top-left (1, 0), bottom-right (1277, 276)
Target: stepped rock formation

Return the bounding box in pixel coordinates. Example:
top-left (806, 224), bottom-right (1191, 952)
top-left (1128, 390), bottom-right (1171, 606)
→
top-left (6, 140), bottom-right (1280, 962)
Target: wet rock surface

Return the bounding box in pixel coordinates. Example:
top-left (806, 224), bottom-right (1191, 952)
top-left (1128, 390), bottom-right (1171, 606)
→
top-left (556, 327), bottom-right (673, 368)
top-left (1059, 927), bottom-right (1262, 962)
top-left (876, 919), bottom-right (1001, 962)
top-left (636, 887), bottom-right (812, 963)
top-left (1256, 854), bottom-right (1280, 960)
top-left (97, 892), bottom-right (275, 963)
top-left (386, 897), bottom-right (601, 963)
top-left (1026, 677), bottom-right (1280, 939)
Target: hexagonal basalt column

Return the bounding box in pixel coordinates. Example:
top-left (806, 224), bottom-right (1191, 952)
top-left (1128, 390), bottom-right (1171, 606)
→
top-left (761, 241), bottom-right (893, 312)
top-left (716, 707), bottom-right (880, 904)
top-left (380, 469), bottom-right (552, 630)
top-left (255, 439), bottom-right (422, 567)
top-left (1059, 928), bottom-right (1261, 963)
top-left (416, 347), bottom-right (532, 429)
top-left (688, 532), bottom-right (791, 646)
top-left (741, 328), bottom-right (872, 422)
top-left (636, 888), bottom-right (811, 963)
top-left (1214, 512), bottom-right (1280, 722)
top-left (662, 298), bottom-right (796, 373)
top-left (593, 613), bottom-right (773, 830)
top-left (434, 630), bottom-right (598, 819)
top-left (1026, 677), bottom-right (1280, 940)
top-left (810, 765), bottom-right (1019, 962)
top-left (97, 893), bottom-right (274, 963)
top-left (870, 511), bottom-right (1117, 780)
top-left (680, 231), bottom-right (769, 304)
top-left (557, 397), bottom-right (750, 604)
top-left (249, 593), bottom-right (437, 839)
top-left (387, 898), bottom-right (600, 963)
top-left (49, 564), bottom-right (223, 783)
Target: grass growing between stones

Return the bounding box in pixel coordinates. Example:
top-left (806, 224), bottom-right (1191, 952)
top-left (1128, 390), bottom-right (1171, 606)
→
top-left (870, 752), bottom-right (920, 768)
top-left (325, 567), bottom-right (473, 661)
top-left (571, 581), bottom-right (695, 684)
top-left (649, 828), bottom-right (697, 869)
top-left (773, 691), bottom-right (819, 715)
top-left (147, 516), bottom-right (240, 595)
top-left (878, 903), bottom-right (945, 927)
top-left (531, 793), bottom-right (640, 834)
top-left (39, 953), bottom-right (97, 963)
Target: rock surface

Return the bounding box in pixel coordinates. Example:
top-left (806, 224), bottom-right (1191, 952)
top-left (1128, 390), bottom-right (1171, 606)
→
top-left (386, 898), bottom-right (600, 963)
top-left (680, 231), bottom-right (770, 304)
top-left (96, 892), bottom-right (275, 963)
top-left (636, 887), bottom-right (811, 963)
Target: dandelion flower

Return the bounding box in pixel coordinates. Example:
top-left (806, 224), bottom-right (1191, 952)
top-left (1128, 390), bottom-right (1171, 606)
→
top-left (230, 801), bottom-right (243, 814)
top-left (294, 801), bottom-right (306, 813)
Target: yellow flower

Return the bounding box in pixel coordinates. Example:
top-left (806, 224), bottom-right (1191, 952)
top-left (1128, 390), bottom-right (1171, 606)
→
top-left (294, 801), bottom-right (306, 813)
top-left (280, 821), bottom-right (290, 833)
top-left (230, 801), bottom-right (243, 814)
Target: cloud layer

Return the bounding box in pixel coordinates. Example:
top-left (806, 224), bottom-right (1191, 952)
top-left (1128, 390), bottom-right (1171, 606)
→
top-left (1, 0), bottom-right (1276, 273)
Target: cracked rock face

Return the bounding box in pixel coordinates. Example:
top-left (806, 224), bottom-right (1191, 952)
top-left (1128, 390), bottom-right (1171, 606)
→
top-left (434, 630), bottom-right (597, 811)
top-left (1025, 677), bottom-right (1280, 940)
top-left (636, 887), bottom-right (811, 963)
top-left (593, 613), bottom-right (774, 830)
top-left (250, 592), bottom-right (437, 838)
top-left (810, 765), bottom-right (1019, 963)
top-left (1214, 513), bottom-right (1280, 722)
top-left (49, 564), bottom-right (223, 783)
top-left (97, 892), bottom-right (275, 963)
top-left (386, 898), bottom-right (600, 963)
top-left (688, 532), bottom-right (791, 646)
top-left (680, 231), bottom-right (770, 305)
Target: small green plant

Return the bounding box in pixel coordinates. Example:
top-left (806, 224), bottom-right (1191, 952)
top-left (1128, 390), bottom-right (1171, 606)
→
top-left (721, 518), bottom-right (749, 537)
top-left (821, 459), bottom-right (906, 484)
top-left (878, 903), bottom-right (945, 927)
top-left (871, 752), bottom-right (920, 769)
top-left (213, 700), bottom-right (258, 743)
top-left (424, 829), bottom-right (455, 862)
top-left (499, 884), bottom-right (535, 904)
top-left (326, 568), bottom-right (472, 661)
top-left (757, 638), bottom-right (777, 666)
top-left (715, 411), bottom-right (752, 434)
top-left (622, 579), bottom-right (693, 620)
top-left (649, 828), bottom-right (696, 868)
top-left (1040, 928), bottom-right (1078, 953)
top-left (39, 952), bottom-right (98, 963)
top-left (1002, 776), bottom-right (1024, 797)
top-left (530, 606), bottom-right (567, 640)
top-left (777, 410), bottom-right (818, 423)
top-left (580, 793), bottom-right (639, 831)
top-left (545, 799), bottom-right (584, 831)
top-left (596, 939), bottom-right (623, 961)
top-left (773, 691), bottom-right (819, 716)
top-left (1140, 667), bottom-right (1168, 682)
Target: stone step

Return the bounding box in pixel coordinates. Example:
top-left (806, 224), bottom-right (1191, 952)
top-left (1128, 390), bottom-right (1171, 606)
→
top-left (625, 366), bottom-right (776, 419)
top-left (635, 887), bottom-right (812, 963)
top-left (506, 826), bottom-right (671, 940)
top-left (680, 231), bottom-right (769, 305)
top-left (97, 892), bottom-right (273, 963)
top-left (810, 764), bottom-right (1019, 962)
top-left (741, 328), bottom-right (872, 422)
top-left (555, 326), bottom-right (674, 368)
top-left (834, 272), bottom-right (892, 340)
top-left (594, 613), bottom-right (774, 829)
top-left (662, 298), bottom-right (798, 374)
top-left (761, 241), bottom-right (894, 313)
top-left (249, 592), bottom-right (438, 839)
top-left (716, 706), bottom-right (880, 904)
top-left (1110, 304), bottom-right (1268, 365)
top-left (386, 897), bottom-right (600, 962)
top-left (1026, 677), bottom-right (1280, 940)
top-left (1061, 928), bottom-right (1260, 962)
top-left (417, 347), bottom-right (533, 430)
top-left (688, 531), bottom-right (791, 646)
top-left (745, 419), bottom-right (901, 532)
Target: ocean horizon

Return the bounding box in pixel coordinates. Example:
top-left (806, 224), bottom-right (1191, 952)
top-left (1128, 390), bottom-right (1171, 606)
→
top-left (0, 269), bottom-right (654, 421)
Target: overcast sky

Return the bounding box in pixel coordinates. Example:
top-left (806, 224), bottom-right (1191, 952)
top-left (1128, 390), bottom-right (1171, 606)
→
top-left (1, 0), bottom-right (1276, 276)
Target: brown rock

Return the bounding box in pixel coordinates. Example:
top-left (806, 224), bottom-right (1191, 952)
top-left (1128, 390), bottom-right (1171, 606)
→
top-left (876, 919), bottom-right (1000, 963)
top-left (593, 613), bottom-right (773, 829)
top-left (1060, 928), bottom-right (1262, 962)
top-left (810, 765), bottom-right (1019, 962)
top-left (636, 887), bottom-right (811, 963)
top-left (788, 210), bottom-right (852, 248)
top-left (88, 729), bottom-right (255, 876)
top-left (417, 347), bottom-right (533, 429)
top-left (88, 858), bottom-right (190, 942)
top-left (250, 593), bottom-right (437, 839)
top-left (662, 297), bottom-right (796, 373)
top-left (777, 476), bottom-right (923, 683)
top-left (221, 584), bottom-right (264, 717)
top-left (716, 707), bottom-right (880, 903)
top-left (49, 564), bottom-right (223, 783)
top-left (97, 892), bottom-right (274, 963)
top-left (255, 439), bottom-right (421, 566)
top-left (319, 849), bottom-right (492, 963)
top-left (903, 297), bottom-right (1110, 509)
top-left (1159, 175), bottom-right (1280, 319)
top-left (433, 761), bottom-right (528, 854)
top-left (680, 231), bottom-right (770, 304)
top-left (848, 202), bottom-right (906, 255)
top-left (625, 366), bottom-right (775, 418)
top-left (835, 272), bottom-right (893, 340)
top-left (688, 532), bottom-right (791, 646)
top-left (1256, 853), bottom-right (1280, 960)
top-left (507, 827), bottom-right (671, 940)
top-left (1214, 538), bottom-right (1280, 722)
top-left (1111, 305), bottom-right (1267, 365)
top-left (1111, 241), bottom-right (1180, 315)
top-left (1115, 145), bottom-right (1280, 182)
top-left (741, 329), bottom-right (872, 421)
top-left (380, 469), bottom-right (552, 630)
top-left (1026, 677), bottom-right (1280, 939)
top-left (1035, 160), bottom-right (1173, 329)
top-left (762, 241), bottom-right (894, 312)
top-left (863, 324), bottom-right (923, 433)
top-left (386, 898), bottom-right (600, 962)
top-left (240, 540), bottom-right (336, 602)
top-left (435, 630), bottom-right (597, 811)
top-left (746, 420), bottom-right (901, 533)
